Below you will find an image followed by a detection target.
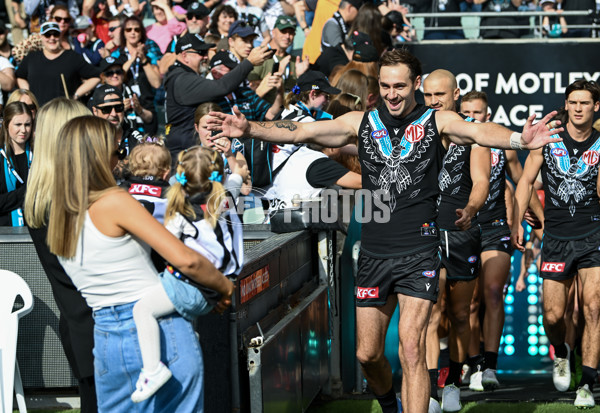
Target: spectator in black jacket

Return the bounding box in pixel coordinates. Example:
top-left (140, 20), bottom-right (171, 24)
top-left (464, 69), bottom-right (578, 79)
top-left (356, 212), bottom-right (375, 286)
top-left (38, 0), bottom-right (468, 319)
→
top-left (164, 33), bottom-right (271, 160)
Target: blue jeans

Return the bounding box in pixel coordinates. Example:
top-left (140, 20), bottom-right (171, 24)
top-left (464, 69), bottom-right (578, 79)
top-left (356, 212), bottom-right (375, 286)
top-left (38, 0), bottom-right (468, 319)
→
top-left (93, 303), bottom-right (204, 412)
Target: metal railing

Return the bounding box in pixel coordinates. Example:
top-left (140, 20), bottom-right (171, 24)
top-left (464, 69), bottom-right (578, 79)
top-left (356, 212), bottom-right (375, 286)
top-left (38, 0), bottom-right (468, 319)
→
top-left (404, 9), bottom-right (598, 39)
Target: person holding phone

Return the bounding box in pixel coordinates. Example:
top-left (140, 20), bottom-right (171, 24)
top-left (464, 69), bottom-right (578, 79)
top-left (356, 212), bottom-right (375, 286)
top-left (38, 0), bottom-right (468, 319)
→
top-left (248, 15), bottom-right (310, 105)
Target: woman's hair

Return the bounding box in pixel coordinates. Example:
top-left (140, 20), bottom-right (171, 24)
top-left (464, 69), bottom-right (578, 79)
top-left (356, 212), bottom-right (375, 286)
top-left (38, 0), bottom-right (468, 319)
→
top-left (128, 141), bottom-right (171, 178)
top-left (24, 98), bottom-right (91, 228)
top-left (50, 5), bottom-right (72, 21)
top-left (47, 116), bottom-right (117, 258)
top-left (284, 89), bottom-right (312, 109)
top-left (7, 89), bottom-right (40, 112)
top-left (194, 102), bottom-right (222, 125)
top-left (331, 69), bottom-right (369, 108)
top-left (120, 15), bottom-right (148, 47)
top-left (349, 3), bottom-right (385, 55)
top-left (165, 146), bottom-right (226, 228)
top-left (330, 60), bottom-right (378, 83)
top-left (0, 102), bottom-right (33, 163)
top-left (327, 92), bottom-right (364, 117)
top-left (208, 5), bottom-right (238, 35)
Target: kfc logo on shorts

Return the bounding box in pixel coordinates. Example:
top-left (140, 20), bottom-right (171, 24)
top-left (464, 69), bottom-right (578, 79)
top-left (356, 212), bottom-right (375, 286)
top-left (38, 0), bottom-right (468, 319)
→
top-left (405, 124), bottom-right (425, 143)
top-left (582, 150), bottom-right (599, 166)
top-left (551, 148), bottom-right (567, 157)
top-left (541, 262), bottom-right (565, 273)
top-left (422, 270), bottom-right (436, 278)
top-left (371, 129), bottom-right (388, 139)
top-left (491, 152), bottom-right (499, 166)
top-left (357, 287), bottom-right (380, 299)
top-left (468, 255), bottom-right (477, 264)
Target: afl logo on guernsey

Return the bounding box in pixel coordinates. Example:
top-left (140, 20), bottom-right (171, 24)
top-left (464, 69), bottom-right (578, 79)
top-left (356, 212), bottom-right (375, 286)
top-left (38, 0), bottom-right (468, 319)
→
top-left (422, 270), bottom-right (436, 278)
top-left (371, 129), bottom-right (388, 139)
top-left (551, 148), bottom-right (567, 157)
top-left (405, 124), bottom-right (425, 143)
top-left (491, 151), bottom-right (499, 166)
top-left (582, 150), bottom-right (599, 166)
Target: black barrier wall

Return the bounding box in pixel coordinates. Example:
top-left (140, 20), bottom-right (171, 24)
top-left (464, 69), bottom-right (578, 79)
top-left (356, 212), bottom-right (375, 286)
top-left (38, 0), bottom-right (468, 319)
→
top-left (408, 40), bottom-right (600, 129)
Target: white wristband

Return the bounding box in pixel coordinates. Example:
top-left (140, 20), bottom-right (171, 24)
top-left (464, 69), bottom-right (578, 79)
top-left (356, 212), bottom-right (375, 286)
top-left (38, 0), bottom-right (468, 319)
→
top-left (510, 132), bottom-right (523, 150)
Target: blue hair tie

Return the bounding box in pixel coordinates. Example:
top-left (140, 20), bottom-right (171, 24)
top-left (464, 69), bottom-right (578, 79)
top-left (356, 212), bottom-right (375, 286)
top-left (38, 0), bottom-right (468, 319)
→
top-left (292, 85), bottom-right (301, 95)
top-left (209, 171), bottom-right (222, 183)
top-left (175, 171), bottom-right (187, 185)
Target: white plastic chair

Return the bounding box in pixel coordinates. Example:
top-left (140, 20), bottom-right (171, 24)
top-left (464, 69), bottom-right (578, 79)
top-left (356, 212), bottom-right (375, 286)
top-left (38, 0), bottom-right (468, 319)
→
top-left (0, 270), bottom-right (34, 413)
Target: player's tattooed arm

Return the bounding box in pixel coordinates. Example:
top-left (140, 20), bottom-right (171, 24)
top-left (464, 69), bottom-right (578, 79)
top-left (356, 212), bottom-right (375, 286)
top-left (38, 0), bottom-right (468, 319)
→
top-left (255, 120), bottom-right (298, 131)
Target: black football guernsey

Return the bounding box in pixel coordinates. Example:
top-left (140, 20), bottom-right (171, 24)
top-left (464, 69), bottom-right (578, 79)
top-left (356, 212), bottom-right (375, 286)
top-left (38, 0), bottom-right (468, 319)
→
top-left (478, 148), bottom-right (507, 230)
top-left (437, 140), bottom-right (473, 230)
top-left (542, 129), bottom-right (600, 240)
top-left (358, 104), bottom-right (445, 257)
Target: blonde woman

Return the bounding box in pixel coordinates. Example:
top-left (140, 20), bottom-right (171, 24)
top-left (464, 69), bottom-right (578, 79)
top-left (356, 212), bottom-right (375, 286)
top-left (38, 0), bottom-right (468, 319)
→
top-left (47, 116), bottom-right (233, 412)
top-left (7, 89), bottom-right (39, 119)
top-left (23, 98), bottom-right (98, 413)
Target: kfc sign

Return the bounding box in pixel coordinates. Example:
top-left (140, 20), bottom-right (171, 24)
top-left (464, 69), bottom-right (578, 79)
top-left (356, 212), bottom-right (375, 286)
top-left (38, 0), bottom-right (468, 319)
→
top-left (541, 262), bottom-right (565, 273)
top-left (129, 184), bottom-right (162, 197)
top-left (357, 287), bottom-right (380, 299)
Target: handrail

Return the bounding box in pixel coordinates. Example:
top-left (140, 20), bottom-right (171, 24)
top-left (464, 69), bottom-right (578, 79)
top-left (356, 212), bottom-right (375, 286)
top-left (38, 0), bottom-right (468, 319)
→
top-left (406, 10), bottom-right (593, 18)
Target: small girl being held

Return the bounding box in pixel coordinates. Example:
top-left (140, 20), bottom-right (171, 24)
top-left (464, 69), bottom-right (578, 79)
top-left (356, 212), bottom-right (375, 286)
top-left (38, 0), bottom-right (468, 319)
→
top-left (130, 146), bottom-right (244, 403)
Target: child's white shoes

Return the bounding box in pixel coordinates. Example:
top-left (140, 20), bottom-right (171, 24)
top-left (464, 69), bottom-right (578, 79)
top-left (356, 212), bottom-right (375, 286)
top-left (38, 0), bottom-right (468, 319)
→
top-left (131, 361), bottom-right (172, 403)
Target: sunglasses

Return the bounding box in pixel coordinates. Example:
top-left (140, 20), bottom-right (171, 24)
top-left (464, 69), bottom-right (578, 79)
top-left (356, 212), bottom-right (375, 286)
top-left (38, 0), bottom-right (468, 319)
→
top-left (42, 32), bottom-right (60, 38)
top-left (186, 13), bottom-right (204, 20)
top-left (186, 50), bottom-right (208, 56)
top-left (97, 104), bottom-right (125, 114)
top-left (53, 16), bottom-right (72, 23)
top-left (0, 29), bottom-right (5, 35)
top-left (25, 104), bottom-right (36, 112)
top-left (108, 25), bottom-right (121, 32)
top-left (104, 68), bottom-right (124, 77)
top-left (124, 27), bottom-right (142, 33)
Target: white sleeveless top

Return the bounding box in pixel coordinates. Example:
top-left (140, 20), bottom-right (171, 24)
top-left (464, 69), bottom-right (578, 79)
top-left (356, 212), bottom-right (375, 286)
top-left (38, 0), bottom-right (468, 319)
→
top-left (58, 212), bottom-right (161, 311)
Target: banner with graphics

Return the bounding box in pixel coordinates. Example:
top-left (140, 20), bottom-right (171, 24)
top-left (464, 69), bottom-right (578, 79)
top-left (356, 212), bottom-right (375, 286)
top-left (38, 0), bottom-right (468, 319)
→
top-left (408, 41), bottom-right (600, 130)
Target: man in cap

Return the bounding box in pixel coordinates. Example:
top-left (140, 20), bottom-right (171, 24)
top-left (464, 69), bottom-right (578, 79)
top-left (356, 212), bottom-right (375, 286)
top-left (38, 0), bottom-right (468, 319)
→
top-left (164, 32), bottom-right (272, 159)
top-left (228, 20), bottom-right (259, 63)
top-left (157, 2), bottom-right (211, 75)
top-left (16, 22), bottom-right (101, 106)
top-left (72, 15), bottom-right (106, 66)
top-left (92, 83), bottom-right (143, 158)
top-left (321, 0), bottom-right (363, 49)
top-left (248, 14), bottom-right (309, 105)
top-left (97, 55), bottom-right (153, 132)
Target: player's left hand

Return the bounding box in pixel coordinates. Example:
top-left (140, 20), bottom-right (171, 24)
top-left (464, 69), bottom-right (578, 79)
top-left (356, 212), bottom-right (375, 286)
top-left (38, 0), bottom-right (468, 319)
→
top-left (521, 111), bottom-right (564, 150)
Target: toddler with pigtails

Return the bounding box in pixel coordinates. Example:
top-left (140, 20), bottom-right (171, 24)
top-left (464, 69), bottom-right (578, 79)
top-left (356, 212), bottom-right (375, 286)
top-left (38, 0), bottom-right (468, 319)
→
top-left (130, 146), bottom-right (244, 403)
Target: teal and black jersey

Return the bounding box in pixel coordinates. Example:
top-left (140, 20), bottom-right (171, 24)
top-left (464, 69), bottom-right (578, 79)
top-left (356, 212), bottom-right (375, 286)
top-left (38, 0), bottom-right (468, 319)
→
top-left (358, 104), bottom-right (445, 258)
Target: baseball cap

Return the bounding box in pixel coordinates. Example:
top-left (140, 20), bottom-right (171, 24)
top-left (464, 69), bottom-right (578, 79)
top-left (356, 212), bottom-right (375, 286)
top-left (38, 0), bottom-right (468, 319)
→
top-left (345, 0), bottom-right (364, 10)
top-left (74, 15), bottom-right (92, 30)
top-left (175, 33), bottom-right (215, 53)
top-left (295, 71), bottom-right (341, 95)
top-left (92, 84), bottom-right (123, 106)
top-left (98, 55), bottom-right (127, 73)
top-left (228, 20), bottom-right (257, 38)
top-left (209, 51), bottom-right (239, 69)
top-left (352, 42), bottom-right (378, 62)
top-left (274, 15), bottom-right (296, 31)
top-left (187, 2), bottom-right (210, 17)
top-left (349, 30), bottom-right (372, 46)
top-left (540, 0), bottom-right (556, 4)
top-left (40, 22), bottom-right (61, 35)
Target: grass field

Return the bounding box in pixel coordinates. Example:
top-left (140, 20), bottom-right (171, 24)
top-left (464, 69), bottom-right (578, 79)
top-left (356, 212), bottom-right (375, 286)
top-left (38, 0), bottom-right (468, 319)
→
top-left (306, 401), bottom-right (600, 412)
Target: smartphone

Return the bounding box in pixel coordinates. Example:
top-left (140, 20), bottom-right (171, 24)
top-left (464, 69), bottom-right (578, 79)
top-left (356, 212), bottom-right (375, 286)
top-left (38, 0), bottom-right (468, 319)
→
top-left (271, 61), bottom-right (280, 74)
top-left (211, 130), bottom-right (222, 137)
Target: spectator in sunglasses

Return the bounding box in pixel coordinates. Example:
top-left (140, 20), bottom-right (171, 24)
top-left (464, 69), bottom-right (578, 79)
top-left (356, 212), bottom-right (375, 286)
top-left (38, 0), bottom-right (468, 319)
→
top-left (164, 33), bottom-right (272, 161)
top-left (50, 5), bottom-right (74, 51)
top-left (157, 2), bottom-right (210, 75)
top-left (146, 1), bottom-right (187, 54)
top-left (91, 84), bottom-right (144, 170)
top-left (104, 16), bottom-right (124, 53)
top-left (112, 15), bottom-right (162, 134)
top-left (97, 55), bottom-right (153, 133)
top-left (7, 89), bottom-right (39, 120)
top-left (16, 22), bottom-right (101, 106)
